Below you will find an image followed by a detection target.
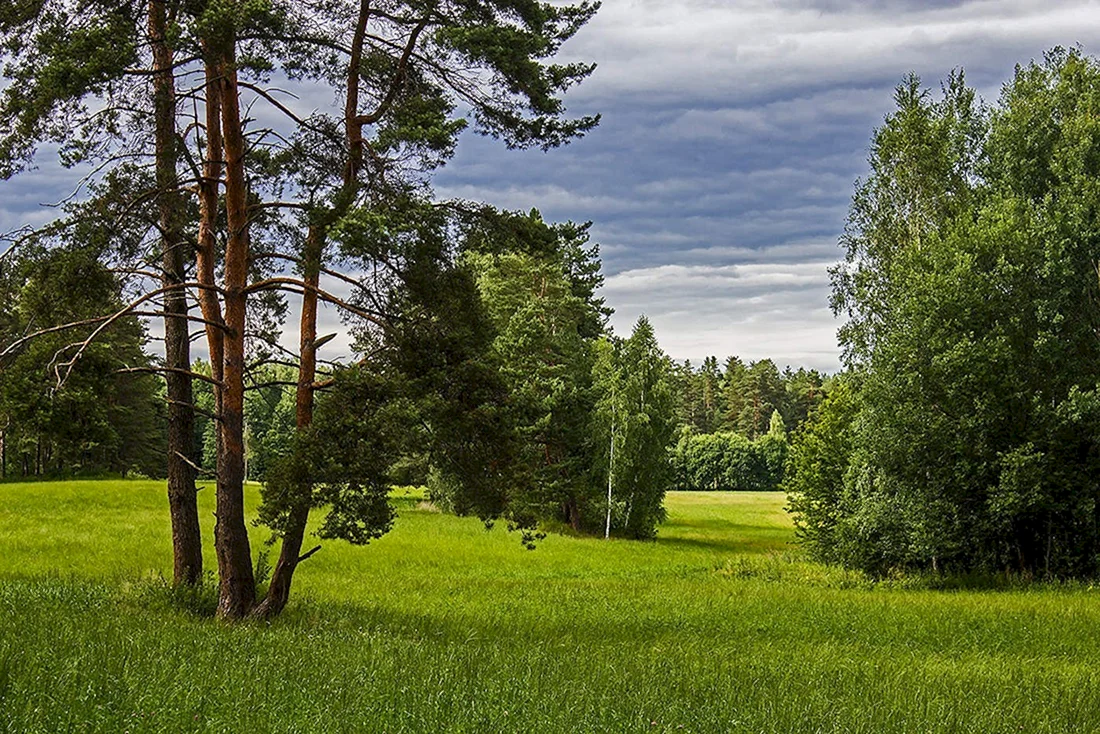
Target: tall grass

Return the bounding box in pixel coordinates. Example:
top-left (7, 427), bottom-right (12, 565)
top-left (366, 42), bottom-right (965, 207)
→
top-left (2, 481), bottom-right (1099, 732)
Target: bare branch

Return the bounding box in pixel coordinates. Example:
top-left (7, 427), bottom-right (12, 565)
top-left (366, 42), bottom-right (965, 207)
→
top-left (244, 380), bottom-right (300, 392)
top-left (247, 357), bottom-right (302, 372)
top-left (1, 316), bottom-right (117, 358)
top-left (131, 310), bottom-right (229, 333)
top-left (248, 201), bottom-right (310, 212)
top-left (356, 18), bottom-right (431, 126)
top-left (175, 450), bottom-right (218, 478)
top-left (237, 81), bottom-right (339, 142)
top-left (123, 55), bottom-right (202, 76)
top-left (166, 398), bottom-right (221, 422)
top-left (61, 282), bottom-right (227, 371)
top-left (252, 251), bottom-right (379, 296)
top-left (244, 277), bottom-right (385, 325)
top-left (0, 226), bottom-right (35, 264)
top-left (117, 365), bottom-right (226, 388)
top-left (1, 283), bottom-right (229, 360)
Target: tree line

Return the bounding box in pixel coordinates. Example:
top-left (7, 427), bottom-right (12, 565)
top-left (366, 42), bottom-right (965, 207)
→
top-left (786, 49), bottom-right (1100, 579)
top-left (0, 247), bottom-right (166, 479)
top-left (665, 357), bottom-right (830, 491)
top-left (672, 357), bottom-right (828, 439)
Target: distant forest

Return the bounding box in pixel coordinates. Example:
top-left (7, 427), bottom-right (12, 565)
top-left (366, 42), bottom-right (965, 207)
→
top-left (669, 358), bottom-right (829, 492)
top-left (0, 276), bottom-right (830, 498)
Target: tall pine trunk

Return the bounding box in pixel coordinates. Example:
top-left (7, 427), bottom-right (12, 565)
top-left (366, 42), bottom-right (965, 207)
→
top-left (149, 0), bottom-right (203, 587)
top-left (253, 0), bottom-right (371, 618)
top-left (209, 37), bottom-right (255, 619)
top-left (252, 226), bottom-right (322, 618)
top-left (196, 47), bottom-right (225, 465)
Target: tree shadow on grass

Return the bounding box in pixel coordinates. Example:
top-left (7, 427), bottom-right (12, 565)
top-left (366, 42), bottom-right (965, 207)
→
top-left (656, 533), bottom-right (793, 556)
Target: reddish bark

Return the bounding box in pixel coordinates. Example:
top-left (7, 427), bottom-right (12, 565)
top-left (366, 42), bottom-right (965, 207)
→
top-left (252, 224), bottom-right (322, 618)
top-left (196, 50), bottom-right (226, 393)
top-left (253, 0), bottom-right (372, 618)
top-left (211, 40), bottom-right (256, 619)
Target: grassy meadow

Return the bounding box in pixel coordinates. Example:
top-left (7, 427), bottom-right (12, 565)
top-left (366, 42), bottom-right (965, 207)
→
top-left (2, 481), bottom-right (1100, 733)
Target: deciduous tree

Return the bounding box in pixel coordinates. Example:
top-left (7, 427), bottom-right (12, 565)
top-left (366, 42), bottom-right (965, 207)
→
top-left (792, 51), bottom-right (1100, 576)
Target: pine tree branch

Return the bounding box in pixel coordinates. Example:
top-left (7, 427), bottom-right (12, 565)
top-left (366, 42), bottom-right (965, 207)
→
top-left (243, 277), bottom-right (385, 325)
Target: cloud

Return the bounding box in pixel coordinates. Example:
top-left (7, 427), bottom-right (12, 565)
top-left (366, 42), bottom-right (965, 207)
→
top-left (603, 261), bottom-right (840, 371)
top-left (562, 0), bottom-right (1093, 103)
top-left (6, 0), bottom-right (1100, 371)
top-left (434, 0), bottom-right (1100, 367)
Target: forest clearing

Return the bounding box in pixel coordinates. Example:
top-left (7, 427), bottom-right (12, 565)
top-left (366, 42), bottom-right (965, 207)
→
top-left (5, 2), bottom-right (1100, 731)
top-left (2, 481), bottom-right (1099, 733)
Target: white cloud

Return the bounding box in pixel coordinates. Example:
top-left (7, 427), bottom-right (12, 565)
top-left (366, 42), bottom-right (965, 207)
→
top-left (602, 261), bottom-right (842, 370)
top-left (563, 0), bottom-right (1100, 103)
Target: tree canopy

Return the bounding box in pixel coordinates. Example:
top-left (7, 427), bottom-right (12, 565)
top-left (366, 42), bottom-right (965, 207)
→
top-left (788, 49), bottom-right (1100, 577)
top-left (0, 0), bottom-right (605, 618)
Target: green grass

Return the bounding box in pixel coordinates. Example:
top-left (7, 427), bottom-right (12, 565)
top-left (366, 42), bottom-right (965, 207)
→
top-left (3, 481), bottom-right (1100, 733)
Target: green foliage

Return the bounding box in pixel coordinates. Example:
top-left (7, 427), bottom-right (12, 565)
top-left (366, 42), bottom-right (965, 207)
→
top-left (260, 367), bottom-right (398, 545)
top-left (758, 412), bottom-right (788, 485)
top-left (460, 208), bottom-right (609, 337)
top-left (242, 365), bottom-right (297, 483)
top-left (259, 197), bottom-right (517, 545)
top-left (189, 360), bottom-right (217, 475)
top-left (672, 356), bottom-right (827, 440)
top-left (783, 380), bottom-right (861, 560)
top-left (334, 199), bottom-right (519, 530)
top-left (453, 241), bottom-right (600, 532)
top-left (429, 0), bottom-right (601, 150)
top-left (0, 2), bottom-right (141, 177)
top-left (382, 210), bottom-right (675, 541)
top-left (0, 246), bottom-right (164, 478)
top-left (766, 409), bottom-right (786, 440)
top-left (794, 49), bottom-right (1100, 577)
top-left (671, 430), bottom-right (785, 492)
top-left (659, 352), bottom-right (818, 496)
top-left (781, 367), bottom-right (829, 435)
top-left (591, 318), bottom-right (678, 538)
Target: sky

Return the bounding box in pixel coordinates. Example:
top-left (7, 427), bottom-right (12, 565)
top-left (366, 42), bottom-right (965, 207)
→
top-left (434, 0), bottom-right (1100, 371)
top-left (3, 0), bottom-right (1100, 372)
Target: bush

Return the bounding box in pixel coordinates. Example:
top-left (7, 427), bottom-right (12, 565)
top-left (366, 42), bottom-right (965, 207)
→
top-left (671, 430), bottom-right (785, 491)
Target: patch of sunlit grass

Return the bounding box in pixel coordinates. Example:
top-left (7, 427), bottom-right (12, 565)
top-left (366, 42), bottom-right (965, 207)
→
top-left (2, 481), bottom-right (1099, 732)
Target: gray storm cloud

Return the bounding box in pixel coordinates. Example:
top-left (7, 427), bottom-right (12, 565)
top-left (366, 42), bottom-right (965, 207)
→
top-left (6, 0), bottom-right (1100, 371)
top-left (435, 0), bottom-right (1100, 370)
